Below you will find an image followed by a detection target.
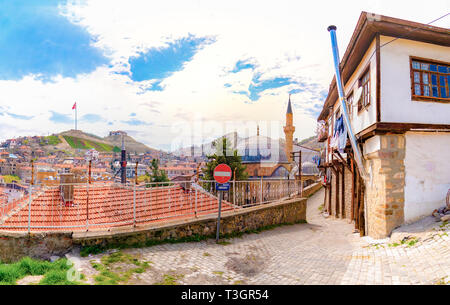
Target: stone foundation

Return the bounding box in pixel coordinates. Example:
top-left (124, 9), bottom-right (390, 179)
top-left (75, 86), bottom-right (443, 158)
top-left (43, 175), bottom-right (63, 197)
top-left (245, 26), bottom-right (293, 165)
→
top-left (343, 167), bottom-right (353, 221)
top-left (0, 232), bottom-right (73, 263)
top-left (331, 170), bottom-right (338, 217)
top-left (327, 166), bottom-right (352, 221)
top-left (364, 134), bottom-right (406, 239)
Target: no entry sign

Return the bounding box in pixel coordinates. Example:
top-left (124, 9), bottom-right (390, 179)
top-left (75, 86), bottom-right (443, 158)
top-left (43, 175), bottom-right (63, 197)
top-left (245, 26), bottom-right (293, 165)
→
top-left (213, 164), bottom-right (232, 184)
top-left (213, 163), bottom-right (231, 243)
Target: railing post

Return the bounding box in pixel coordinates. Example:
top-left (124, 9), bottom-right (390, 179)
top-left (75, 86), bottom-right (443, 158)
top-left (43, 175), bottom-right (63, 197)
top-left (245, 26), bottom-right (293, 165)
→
top-left (288, 177), bottom-right (291, 198)
top-left (86, 181), bottom-right (89, 231)
top-left (233, 180), bottom-right (236, 210)
top-left (133, 182), bottom-right (136, 227)
top-left (260, 176), bottom-right (263, 204)
top-left (279, 179), bottom-right (282, 200)
top-left (28, 183), bottom-right (32, 234)
top-left (195, 188), bottom-right (198, 217)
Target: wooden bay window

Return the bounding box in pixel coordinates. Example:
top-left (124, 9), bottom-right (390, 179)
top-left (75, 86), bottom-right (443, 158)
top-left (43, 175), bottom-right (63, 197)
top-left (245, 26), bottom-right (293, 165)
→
top-left (358, 68), bottom-right (371, 112)
top-left (410, 57), bottom-right (450, 102)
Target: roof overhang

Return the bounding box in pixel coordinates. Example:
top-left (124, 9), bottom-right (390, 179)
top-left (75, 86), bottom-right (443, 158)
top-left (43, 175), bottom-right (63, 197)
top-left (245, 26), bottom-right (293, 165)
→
top-left (318, 12), bottom-right (450, 121)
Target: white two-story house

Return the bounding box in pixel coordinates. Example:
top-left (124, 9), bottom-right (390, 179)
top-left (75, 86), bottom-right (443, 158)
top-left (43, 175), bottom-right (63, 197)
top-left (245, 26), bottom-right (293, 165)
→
top-left (317, 12), bottom-right (450, 238)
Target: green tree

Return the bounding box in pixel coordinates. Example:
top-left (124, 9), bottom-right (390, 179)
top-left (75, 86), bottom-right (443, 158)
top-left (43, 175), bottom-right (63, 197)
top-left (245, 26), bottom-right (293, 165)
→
top-left (3, 175), bottom-right (21, 183)
top-left (144, 159), bottom-right (169, 186)
top-left (203, 137), bottom-right (248, 181)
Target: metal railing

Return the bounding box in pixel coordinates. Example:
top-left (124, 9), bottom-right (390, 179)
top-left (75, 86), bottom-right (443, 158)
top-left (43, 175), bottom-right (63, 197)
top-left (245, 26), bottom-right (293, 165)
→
top-left (198, 179), bottom-right (302, 208)
top-left (0, 178), bottom-right (303, 232)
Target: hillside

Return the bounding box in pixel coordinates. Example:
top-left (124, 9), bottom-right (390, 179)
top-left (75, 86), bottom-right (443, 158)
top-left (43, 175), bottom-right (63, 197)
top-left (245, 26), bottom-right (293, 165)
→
top-left (297, 135), bottom-right (322, 151)
top-left (58, 130), bottom-right (119, 152)
top-left (104, 133), bottom-right (158, 154)
top-left (43, 130), bottom-right (158, 154)
top-left (62, 135), bottom-right (120, 152)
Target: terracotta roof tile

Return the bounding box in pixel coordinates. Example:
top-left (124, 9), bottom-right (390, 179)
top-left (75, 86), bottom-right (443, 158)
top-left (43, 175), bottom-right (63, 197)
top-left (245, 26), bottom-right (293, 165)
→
top-left (1, 183), bottom-right (232, 231)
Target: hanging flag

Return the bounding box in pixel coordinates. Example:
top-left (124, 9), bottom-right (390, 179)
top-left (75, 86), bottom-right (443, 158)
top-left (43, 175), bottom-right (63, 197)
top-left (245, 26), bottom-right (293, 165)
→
top-left (72, 102), bottom-right (77, 110)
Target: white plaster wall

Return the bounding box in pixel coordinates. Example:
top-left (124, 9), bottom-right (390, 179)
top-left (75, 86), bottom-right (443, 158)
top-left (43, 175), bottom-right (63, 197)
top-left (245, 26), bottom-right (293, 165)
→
top-left (380, 36), bottom-right (450, 124)
top-left (404, 132), bottom-right (450, 223)
top-left (331, 38), bottom-right (378, 135)
top-left (363, 135), bottom-right (380, 156)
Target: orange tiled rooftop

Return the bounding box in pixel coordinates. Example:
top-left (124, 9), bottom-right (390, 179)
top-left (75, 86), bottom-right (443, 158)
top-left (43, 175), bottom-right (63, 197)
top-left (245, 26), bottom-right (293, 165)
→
top-left (1, 183), bottom-right (233, 231)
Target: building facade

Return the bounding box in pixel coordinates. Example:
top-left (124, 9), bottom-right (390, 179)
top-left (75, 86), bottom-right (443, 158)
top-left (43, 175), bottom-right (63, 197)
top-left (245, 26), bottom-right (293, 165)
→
top-left (317, 12), bottom-right (450, 238)
top-left (238, 96), bottom-right (321, 180)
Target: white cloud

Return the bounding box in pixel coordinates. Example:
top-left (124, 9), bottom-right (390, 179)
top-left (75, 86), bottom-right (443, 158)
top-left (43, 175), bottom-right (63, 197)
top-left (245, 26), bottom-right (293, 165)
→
top-left (1, 0), bottom-right (449, 150)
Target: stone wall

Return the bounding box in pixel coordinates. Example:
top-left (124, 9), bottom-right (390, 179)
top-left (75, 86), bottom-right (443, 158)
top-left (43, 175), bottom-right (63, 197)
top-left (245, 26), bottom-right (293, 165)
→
top-left (74, 197), bottom-right (307, 248)
top-left (303, 182), bottom-right (323, 198)
top-left (344, 167), bottom-right (353, 221)
top-left (326, 165), bottom-right (353, 222)
top-left (0, 197), bottom-right (307, 262)
top-left (364, 134), bottom-right (406, 239)
top-left (0, 232), bottom-right (73, 263)
top-left (331, 170), bottom-right (338, 217)
top-left (327, 165), bottom-right (353, 221)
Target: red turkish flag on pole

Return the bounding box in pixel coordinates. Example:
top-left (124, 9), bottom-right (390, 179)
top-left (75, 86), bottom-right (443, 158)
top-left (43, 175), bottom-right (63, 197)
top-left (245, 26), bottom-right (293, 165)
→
top-left (72, 102), bottom-right (77, 130)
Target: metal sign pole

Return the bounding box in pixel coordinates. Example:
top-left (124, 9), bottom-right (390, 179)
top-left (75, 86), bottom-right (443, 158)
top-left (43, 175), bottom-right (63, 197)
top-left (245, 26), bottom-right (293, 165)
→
top-left (216, 191), bottom-right (223, 242)
top-left (213, 164), bottom-right (231, 242)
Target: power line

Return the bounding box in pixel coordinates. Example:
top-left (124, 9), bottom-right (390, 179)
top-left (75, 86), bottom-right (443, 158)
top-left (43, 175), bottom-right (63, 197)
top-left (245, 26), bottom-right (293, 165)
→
top-left (379, 12), bottom-right (450, 50)
top-left (336, 12), bottom-right (450, 103)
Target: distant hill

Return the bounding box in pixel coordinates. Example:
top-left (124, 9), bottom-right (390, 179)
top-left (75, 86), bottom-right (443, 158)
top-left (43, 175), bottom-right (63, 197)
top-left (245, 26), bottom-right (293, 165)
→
top-left (37, 129), bottom-right (159, 154)
top-left (173, 132), bottom-right (323, 159)
top-left (62, 135), bottom-right (120, 152)
top-left (58, 130), bottom-right (119, 152)
top-left (296, 135), bottom-right (322, 151)
top-left (104, 133), bottom-right (158, 154)
top-left (172, 132), bottom-right (241, 157)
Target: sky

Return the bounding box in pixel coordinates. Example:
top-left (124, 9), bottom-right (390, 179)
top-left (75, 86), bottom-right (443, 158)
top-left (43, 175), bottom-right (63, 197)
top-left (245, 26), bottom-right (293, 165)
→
top-left (0, 0), bottom-right (449, 151)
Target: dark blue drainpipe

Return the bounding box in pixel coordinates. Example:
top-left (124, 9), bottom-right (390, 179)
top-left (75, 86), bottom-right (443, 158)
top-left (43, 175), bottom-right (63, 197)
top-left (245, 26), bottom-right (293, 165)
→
top-left (327, 25), bottom-right (368, 180)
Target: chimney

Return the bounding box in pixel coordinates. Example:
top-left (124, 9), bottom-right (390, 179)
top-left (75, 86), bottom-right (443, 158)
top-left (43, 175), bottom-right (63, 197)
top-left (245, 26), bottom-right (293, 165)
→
top-left (60, 173), bottom-right (74, 207)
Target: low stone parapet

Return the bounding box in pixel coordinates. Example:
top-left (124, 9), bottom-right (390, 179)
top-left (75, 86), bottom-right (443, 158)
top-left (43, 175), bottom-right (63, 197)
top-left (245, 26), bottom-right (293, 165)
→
top-left (0, 231), bottom-right (73, 263)
top-left (303, 182), bottom-right (323, 198)
top-left (74, 197), bottom-right (307, 248)
top-left (0, 197), bottom-right (307, 262)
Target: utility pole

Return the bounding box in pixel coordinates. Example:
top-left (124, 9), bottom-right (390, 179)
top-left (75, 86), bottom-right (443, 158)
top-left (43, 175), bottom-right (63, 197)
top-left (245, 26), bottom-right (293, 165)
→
top-left (121, 134), bottom-right (127, 184)
top-left (291, 151), bottom-right (302, 196)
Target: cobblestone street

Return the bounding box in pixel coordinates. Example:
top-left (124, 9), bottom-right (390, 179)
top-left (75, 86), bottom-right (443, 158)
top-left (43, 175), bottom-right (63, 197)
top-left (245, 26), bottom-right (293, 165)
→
top-left (73, 189), bottom-right (450, 285)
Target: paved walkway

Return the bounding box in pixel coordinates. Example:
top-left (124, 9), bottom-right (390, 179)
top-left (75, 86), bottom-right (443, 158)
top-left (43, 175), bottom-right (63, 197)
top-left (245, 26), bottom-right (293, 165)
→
top-left (72, 189), bottom-right (450, 285)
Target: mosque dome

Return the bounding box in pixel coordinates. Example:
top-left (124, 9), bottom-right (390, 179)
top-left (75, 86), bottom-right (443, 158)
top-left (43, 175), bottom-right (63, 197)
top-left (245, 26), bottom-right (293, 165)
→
top-left (301, 161), bottom-right (319, 175)
top-left (236, 135), bottom-right (289, 164)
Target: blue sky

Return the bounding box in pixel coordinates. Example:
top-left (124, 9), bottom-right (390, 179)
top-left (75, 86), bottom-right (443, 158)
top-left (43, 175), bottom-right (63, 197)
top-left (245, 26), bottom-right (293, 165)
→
top-left (122, 119), bottom-right (152, 126)
top-left (0, 0), bottom-right (108, 81)
top-left (129, 35), bottom-right (215, 86)
top-left (231, 59), bottom-right (256, 73)
top-left (6, 112), bottom-right (34, 120)
top-left (49, 111), bottom-right (72, 124)
top-left (228, 57), bottom-right (319, 102)
top-left (81, 114), bottom-right (105, 123)
top-left (0, 0), bottom-right (448, 150)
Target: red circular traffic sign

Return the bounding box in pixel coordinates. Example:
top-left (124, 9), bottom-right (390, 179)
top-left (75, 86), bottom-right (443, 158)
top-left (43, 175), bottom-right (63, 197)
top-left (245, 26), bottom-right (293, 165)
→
top-left (213, 164), bottom-right (232, 184)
